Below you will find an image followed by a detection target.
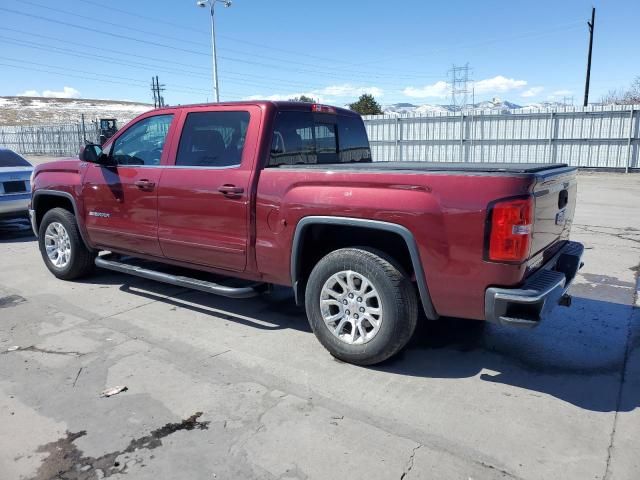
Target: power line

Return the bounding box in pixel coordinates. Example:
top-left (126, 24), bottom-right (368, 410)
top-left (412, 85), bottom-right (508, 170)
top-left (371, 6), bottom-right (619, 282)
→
top-left (73, 0), bottom-right (384, 67)
top-left (0, 27), bottom-right (211, 73)
top-left (0, 27), bottom-right (432, 92)
top-left (349, 21), bottom-right (585, 68)
top-left (0, 62), bottom-right (249, 100)
top-left (0, 56), bottom-right (248, 97)
top-left (0, 32), bottom-right (403, 96)
top-left (0, 6), bottom-right (435, 83)
top-left (5, 2), bottom-right (440, 81)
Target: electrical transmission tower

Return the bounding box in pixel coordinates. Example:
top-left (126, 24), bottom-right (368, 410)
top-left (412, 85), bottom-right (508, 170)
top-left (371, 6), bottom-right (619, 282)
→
top-left (448, 63), bottom-right (471, 111)
top-left (151, 76), bottom-right (166, 108)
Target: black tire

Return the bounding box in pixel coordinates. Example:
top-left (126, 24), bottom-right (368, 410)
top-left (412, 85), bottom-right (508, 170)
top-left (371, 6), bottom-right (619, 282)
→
top-left (305, 248), bottom-right (418, 365)
top-left (38, 207), bottom-right (95, 280)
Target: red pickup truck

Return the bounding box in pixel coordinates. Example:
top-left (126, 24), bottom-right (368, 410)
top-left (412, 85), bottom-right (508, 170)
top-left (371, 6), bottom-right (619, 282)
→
top-left (29, 101), bottom-right (583, 365)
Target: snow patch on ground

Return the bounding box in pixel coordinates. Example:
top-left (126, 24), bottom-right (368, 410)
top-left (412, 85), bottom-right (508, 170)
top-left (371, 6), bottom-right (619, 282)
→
top-left (0, 96), bottom-right (152, 126)
top-left (381, 98), bottom-right (570, 116)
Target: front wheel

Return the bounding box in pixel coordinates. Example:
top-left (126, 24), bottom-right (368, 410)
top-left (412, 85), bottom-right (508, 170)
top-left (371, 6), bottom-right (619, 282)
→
top-left (38, 208), bottom-right (95, 280)
top-left (305, 248), bottom-right (418, 365)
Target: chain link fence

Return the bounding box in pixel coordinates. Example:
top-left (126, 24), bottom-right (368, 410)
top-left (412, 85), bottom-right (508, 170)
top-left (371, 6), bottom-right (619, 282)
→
top-left (0, 122), bottom-right (100, 157)
top-left (0, 117), bottom-right (137, 157)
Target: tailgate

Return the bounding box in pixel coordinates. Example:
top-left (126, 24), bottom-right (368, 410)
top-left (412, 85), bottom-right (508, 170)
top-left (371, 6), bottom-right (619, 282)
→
top-left (530, 167), bottom-right (577, 257)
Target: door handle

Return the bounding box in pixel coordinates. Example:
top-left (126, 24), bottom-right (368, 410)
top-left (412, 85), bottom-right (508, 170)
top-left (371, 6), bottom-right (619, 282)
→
top-left (218, 184), bottom-right (244, 196)
top-left (134, 179), bottom-right (156, 191)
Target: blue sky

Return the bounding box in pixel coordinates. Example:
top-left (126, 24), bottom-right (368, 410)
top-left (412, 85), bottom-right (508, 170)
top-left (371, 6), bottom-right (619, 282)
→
top-left (0, 0), bottom-right (637, 106)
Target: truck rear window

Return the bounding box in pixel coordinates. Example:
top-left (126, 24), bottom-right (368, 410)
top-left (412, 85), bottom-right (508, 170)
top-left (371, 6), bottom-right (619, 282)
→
top-left (268, 112), bottom-right (371, 167)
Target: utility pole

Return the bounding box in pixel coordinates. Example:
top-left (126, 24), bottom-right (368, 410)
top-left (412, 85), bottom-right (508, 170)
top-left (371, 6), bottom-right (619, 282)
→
top-left (156, 75), bottom-right (165, 107)
top-left (151, 76), bottom-right (158, 108)
top-left (150, 76), bottom-right (166, 108)
top-left (583, 7), bottom-right (595, 107)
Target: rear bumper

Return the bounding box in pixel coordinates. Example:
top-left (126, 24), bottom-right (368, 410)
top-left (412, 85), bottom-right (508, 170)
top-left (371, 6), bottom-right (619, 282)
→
top-left (0, 194), bottom-right (30, 218)
top-left (485, 241), bottom-right (584, 327)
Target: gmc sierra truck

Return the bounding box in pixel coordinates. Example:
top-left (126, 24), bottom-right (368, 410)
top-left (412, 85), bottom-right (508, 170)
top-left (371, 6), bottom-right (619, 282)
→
top-left (29, 101), bottom-right (583, 365)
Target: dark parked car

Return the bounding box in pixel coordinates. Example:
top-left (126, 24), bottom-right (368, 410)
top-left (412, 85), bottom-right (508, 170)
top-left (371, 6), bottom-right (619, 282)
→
top-left (0, 148), bottom-right (33, 220)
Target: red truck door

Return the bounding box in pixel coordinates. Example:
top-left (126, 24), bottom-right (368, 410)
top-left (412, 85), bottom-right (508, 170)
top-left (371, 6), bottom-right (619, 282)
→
top-left (82, 113), bottom-right (175, 256)
top-left (156, 106), bottom-right (261, 272)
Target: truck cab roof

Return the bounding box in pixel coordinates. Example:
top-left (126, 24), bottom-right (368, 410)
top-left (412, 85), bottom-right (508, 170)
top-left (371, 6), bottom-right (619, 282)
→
top-left (150, 101), bottom-right (358, 117)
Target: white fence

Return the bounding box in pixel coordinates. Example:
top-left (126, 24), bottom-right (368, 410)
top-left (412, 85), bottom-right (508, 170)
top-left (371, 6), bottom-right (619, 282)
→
top-left (2, 107), bottom-right (639, 169)
top-left (363, 105), bottom-right (639, 170)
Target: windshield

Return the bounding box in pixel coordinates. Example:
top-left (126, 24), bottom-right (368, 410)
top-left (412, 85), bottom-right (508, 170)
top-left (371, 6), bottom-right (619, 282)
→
top-left (0, 149), bottom-right (31, 168)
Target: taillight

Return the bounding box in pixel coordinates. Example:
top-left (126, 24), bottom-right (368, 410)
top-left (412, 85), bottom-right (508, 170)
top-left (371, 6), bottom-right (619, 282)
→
top-left (311, 104), bottom-right (336, 114)
top-left (486, 196), bottom-right (534, 263)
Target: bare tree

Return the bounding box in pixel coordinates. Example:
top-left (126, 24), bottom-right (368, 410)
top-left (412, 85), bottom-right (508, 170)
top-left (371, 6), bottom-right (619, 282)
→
top-left (600, 76), bottom-right (640, 105)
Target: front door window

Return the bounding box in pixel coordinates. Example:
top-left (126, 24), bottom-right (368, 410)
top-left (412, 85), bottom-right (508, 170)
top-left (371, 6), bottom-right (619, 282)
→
top-left (112, 114), bottom-right (173, 166)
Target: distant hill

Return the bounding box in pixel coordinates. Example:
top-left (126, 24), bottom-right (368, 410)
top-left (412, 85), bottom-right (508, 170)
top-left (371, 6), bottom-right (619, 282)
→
top-left (0, 96), bottom-right (152, 126)
top-left (381, 98), bottom-right (570, 116)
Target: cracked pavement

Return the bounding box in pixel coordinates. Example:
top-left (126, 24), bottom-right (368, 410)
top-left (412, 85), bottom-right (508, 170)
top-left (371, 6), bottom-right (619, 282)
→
top-left (1, 170), bottom-right (639, 479)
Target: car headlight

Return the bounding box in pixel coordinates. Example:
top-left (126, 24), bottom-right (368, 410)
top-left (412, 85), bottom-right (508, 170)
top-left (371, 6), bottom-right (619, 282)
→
top-left (29, 169), bottom-right (35, 192)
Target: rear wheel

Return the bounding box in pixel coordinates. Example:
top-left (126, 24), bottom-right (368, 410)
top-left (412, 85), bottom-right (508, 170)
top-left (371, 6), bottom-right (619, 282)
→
top-left (38, 208), bottom-right (95, 280)
top-left (305, 248), bottom-right (418, 365)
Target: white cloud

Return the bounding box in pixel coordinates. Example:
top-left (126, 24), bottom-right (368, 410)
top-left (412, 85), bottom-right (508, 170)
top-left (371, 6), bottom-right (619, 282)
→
top-left (402, 81), bottom-right (450, 99)
top-left (472, 76), bottom-right (527, 94)
top-left (244, 84), bottom-right (383, 104)
top-left (403, 75), bottom-right (528, 99)
top-left (552, 89), bottom-right (573, 96)
top-left (17, 86), bottom-right (81, 98)
top-left (521, 86), bottom-right (544, 98)
top-left (316, 84), bottom-right (383, 97)
top-left (16, 89), bottom-right (40, 97)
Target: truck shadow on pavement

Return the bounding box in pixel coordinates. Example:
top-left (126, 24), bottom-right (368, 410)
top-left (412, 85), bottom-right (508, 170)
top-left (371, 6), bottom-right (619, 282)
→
top-left (114, 281), bottom-right (312, 333)
top-left (378, 294), bottom-right (638, 413)
top-left (107, 273), bottom-right (638, 413)
top-left (0, 218), bottom-right (35, 243)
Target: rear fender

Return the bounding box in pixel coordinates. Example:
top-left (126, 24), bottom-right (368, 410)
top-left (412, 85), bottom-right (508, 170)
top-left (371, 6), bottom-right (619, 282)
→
top-left (290, 216), bottom-right (438, 320)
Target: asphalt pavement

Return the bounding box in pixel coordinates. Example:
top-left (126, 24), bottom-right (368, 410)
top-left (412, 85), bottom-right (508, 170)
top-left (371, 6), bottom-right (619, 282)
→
top-left (0, 169), bottom-right (638, 480)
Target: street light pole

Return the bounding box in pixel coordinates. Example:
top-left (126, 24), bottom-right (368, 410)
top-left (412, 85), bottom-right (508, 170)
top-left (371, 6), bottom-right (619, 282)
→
top-left (209, 2), bottom-right (219, 102)
top-left (197, 0), bottom-right (231, 103)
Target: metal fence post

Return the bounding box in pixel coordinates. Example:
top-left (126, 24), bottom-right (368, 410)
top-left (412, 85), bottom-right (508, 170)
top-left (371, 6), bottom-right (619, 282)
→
top-left (394, 117), bottom-right (400, 161)
top-left (460, 113), bottom-right (466, 162)
top-left (548, 112), bottom-right (556, 163)
top-left (626, 107), bottom-right (635, 173)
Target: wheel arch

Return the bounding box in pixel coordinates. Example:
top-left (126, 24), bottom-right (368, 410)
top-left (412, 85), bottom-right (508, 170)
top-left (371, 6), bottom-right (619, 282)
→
top-left (290, 216), bottom-right (438, 320)
top-left (32, 190), bottom-right (92, 250)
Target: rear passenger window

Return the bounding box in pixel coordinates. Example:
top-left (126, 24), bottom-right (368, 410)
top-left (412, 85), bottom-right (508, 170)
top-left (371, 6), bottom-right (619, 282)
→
top-left (268, 111), bottom-right (370, 167)
top-left (270, 111), bottom-right (316, 166)
top-left (176, 111), bottom-right (249, 167)
top-left (337, 115), bottom-right (372, 163)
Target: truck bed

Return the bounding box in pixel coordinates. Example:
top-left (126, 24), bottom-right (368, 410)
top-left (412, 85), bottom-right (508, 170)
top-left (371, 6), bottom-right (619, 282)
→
top-left (273, 161), bottom-right (570, 174)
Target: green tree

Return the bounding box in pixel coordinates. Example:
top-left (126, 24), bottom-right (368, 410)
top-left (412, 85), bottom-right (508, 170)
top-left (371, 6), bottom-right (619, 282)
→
top-left (348, 93), bottom-right (383, 115)
top-left (289, 95), bottom-right (317, 103)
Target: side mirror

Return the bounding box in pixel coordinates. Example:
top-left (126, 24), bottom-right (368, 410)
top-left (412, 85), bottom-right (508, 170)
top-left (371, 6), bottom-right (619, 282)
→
top-left (80, 143), bottom-right (114, 166)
